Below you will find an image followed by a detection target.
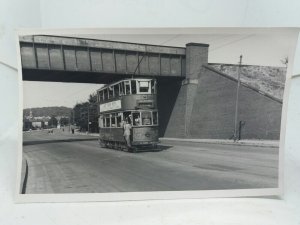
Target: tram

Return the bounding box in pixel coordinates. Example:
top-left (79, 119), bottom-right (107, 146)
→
top-left (97, 78), bottom-right (159, 152)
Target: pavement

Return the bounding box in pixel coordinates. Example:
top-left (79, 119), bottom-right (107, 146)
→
top-left (160, 137), bottom-right (279, 147)
top-left (74, 132), bottom-right (279, 147)
top-left (21, 129), bottom-right (279, 194)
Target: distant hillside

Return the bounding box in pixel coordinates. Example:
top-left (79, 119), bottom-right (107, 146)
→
top-left (23, 106), bottom-right (72, 117)
top-left (209, 63), bottom-right (286, 100)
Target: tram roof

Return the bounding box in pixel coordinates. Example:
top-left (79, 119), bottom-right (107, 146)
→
top-left (97, 78), bottom-right (155, 91)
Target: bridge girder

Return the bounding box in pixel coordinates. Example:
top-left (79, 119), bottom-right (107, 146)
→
top-left (20, 35), bottom-right (186, 83)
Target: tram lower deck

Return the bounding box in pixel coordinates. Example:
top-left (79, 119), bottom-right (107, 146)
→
top-left (99, 126), bottom-right (158, 152)
top-left (98, 110), bottom-right (159, 152)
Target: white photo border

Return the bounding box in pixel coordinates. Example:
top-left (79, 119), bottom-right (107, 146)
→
top-left (15, 27), bottom-right (300, 203)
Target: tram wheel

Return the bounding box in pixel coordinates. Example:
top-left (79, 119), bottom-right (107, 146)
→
top-left (116, 142), bottom-right (121, 150)
top-left (121, 143), bottom-right (129, 152)
top-left (129, 147), bottom-right (137, 153)
top-left (99, 139), bottom-right (106, 148)
top-left (152, 144), bottom-right (159, 151)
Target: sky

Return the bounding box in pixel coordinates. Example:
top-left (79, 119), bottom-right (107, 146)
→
top-left (23, 29), bottom-right (297, 109)
top-left (23, 81), bottom-right (102, 109)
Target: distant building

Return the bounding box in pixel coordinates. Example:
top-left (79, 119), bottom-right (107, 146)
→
top-left (22, 111), bottom-right (52, 130)
top-left (31, 121), bottom-right (44, 128)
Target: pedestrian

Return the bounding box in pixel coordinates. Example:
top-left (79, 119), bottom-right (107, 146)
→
top-left (123, 118), bottom-right (132, 148)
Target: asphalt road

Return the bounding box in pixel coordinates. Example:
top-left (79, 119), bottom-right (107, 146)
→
top-left (22, 129), bottom-right (279, 194)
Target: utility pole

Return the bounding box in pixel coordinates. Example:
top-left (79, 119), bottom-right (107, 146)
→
top-left (234, 55), bottom-right (243, 141)
top-left (73, 109), bottom-right (75, 124)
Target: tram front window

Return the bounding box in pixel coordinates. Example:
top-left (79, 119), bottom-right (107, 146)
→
top-left (113, 84), bottom-right (119, 97)
top-left (104, 88), bottom-right (109, 100)
top-left (141, 111), bottom-right (152, 125)
top-left (138, 81), bottom-right (150, 93)
top-left (132, 112), bottom-right (141, 126)
top-left (125, 81), bottom-right (131, 95)
top-left (108, 86), bottom-right (114, 98)
top-left (117, 114), bottom-right (122, 127)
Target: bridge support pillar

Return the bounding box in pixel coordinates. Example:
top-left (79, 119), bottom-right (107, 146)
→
top-left (164, 43), bottom-right (209, 138)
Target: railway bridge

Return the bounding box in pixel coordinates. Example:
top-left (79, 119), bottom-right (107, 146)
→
top-left (20, 35), bottom-right (190, 83)
top-left (20, 35), bottom-right (282, 140)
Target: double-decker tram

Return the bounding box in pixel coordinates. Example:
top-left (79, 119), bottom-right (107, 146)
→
top-left (97, 78), bottom-right (159, 152)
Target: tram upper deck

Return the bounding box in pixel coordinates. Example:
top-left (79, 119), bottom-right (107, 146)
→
top-left (97, 78), bottom-right (157, 112)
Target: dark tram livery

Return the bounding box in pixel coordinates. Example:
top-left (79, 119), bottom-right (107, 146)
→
top-left (97, 78), bottom-right (159, 152)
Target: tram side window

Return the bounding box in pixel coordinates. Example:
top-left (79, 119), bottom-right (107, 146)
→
top-left (131, 80), bottom-right (137, 94)
top-left (125, 81), bottom-right (131, 95)
top-left (108, 86), bottom-right (114, 99)
top-left (102, 117), bottom-right (106, 127)
top-left (123, 111), bottom-right (132, 124)
top-left (99, 116), bottom-right (104, 128)
top-left (132, 112), bottom-right (141, 126)
top-left (113, 84), bottom-right (120, 97)
top-left (105, 117), bottom-right (110, 127)
top-left (99, 91), bottom-right (103, 102)
top-left (120, 82), bottom-right (124, 95)
top-left (111, 116), bottom-right (116, 127)
top-left (152, 111), bottom-right (158, 125)
top-left (104, 88), bottom-right (109, 100)
top-left (116, 114), bottom-right (122, 127)
top-left (138, 81), bottom-right (150, 93)
top-left (141, 111), bottom-right (152, 125)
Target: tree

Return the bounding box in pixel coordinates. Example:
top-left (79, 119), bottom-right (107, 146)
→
top-left (60, 117), bottom-right (69, 126)
top-left (72, 102), bottom-right (89, 131)
top-left (88, 92), bottom-right (97, 104)
top-left (71, 92), bottom-right (99, 132)
top-left (281, 57), bottom-right (288, 68)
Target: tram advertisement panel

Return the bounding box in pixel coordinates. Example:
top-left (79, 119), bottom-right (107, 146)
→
top-left (100, 100), bottom-right (121, 112)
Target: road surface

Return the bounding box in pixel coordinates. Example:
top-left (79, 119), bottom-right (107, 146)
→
top-left (21, 129), bottom-right (279, 194)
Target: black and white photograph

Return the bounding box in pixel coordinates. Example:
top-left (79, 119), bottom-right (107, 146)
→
top-left (18, 29), bottom-right (294, 198)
